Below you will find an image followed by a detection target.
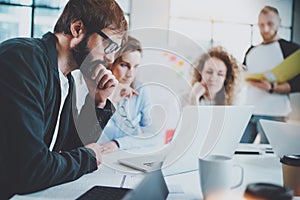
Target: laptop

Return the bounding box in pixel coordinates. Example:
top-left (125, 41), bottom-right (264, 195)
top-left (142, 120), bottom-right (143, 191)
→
top-left (76, 169), bottom-right (168, 200)
top-left (163, 105), bottom-right (253, 176)
top-left (117, 105), bottom-right (253, 176)
top-left (118, 155), bottom-right (165, 172)
top-left (199, 106), bottom-right (253, 158)
top-left (260, 119), bottom-right (300, 158)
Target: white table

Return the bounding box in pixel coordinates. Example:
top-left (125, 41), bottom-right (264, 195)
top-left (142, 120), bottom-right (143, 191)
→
top-left (12, 144), bottom-right (299, 200)
top-left (165, 153), bottom-right (283, 199)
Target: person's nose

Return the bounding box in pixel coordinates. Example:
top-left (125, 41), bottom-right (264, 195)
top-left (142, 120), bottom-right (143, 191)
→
top-left (261, 25), bottom-right (269, 33)
top-left (209, 72), bottom-right (217, 81)
top-left (126, 68), bottom-right (134, 77)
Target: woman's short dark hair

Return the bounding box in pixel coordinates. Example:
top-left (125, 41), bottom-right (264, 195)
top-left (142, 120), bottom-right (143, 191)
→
top-left (54, 0), bottom-right (128, 35)
top-left (260, 6), bottom-right (280, 16)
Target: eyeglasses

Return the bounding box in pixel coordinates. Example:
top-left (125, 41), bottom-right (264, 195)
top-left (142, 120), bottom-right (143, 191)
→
top-left (117, 98), bottom-right (135, 130)
top-left (96, 30), bottom-right (120, 54)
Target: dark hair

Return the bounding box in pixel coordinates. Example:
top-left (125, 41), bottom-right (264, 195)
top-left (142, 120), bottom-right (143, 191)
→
top-left (113, 36), bottom-right (143, 64)
top-left (260, 6), bottom-right (280, 16)
top-left (192, 46), bottom-right (239, 105)
top-left (54, 0), bottom-right (128, 35)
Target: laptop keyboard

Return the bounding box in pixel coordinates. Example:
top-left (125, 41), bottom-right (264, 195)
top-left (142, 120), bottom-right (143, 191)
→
top-left (76, 186), bottom-right (131, 200)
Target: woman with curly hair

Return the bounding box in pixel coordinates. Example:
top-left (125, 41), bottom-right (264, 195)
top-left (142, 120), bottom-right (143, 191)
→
top-left (188, 46), bottom-right (240, 105)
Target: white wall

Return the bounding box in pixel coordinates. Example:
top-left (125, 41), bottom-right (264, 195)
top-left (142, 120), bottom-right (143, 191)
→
top-left (130, 0), bottom-right (170, 30)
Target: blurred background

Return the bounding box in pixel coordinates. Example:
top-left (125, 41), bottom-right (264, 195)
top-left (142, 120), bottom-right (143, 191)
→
top-left (1, 0), bottom-right (299, 121)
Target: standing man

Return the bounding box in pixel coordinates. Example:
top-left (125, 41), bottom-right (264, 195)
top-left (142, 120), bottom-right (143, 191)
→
top-left (240, 6), bottom-right (300, 143)
top-left (0, 0), bottom-right (128, 198)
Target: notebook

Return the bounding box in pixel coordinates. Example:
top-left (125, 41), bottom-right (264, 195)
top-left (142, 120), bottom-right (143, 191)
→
top-left (259, 119), bottom-right (300, 158)
top-left (246, 49), bottom-right (300, 83)
top-left (76, 169), bottom-right (168, 200)
top-left (117, 105), bottom-right (253, 176)
top-left (118, 155), bottom-right (165, 172)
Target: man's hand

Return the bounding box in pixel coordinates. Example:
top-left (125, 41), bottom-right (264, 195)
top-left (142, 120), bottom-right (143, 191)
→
top-left (84, 64), bottom-right (118, 108)
top-left (246, 79), bottom-right (271, 93)
top-left (85, 143), bottom-right (103, 166)
top-left (109, 83), bottom-right (139, 104)
top-left (99, 141), bottom-right (119, 154)
top-left (247, 79), bottom-right (291, 94)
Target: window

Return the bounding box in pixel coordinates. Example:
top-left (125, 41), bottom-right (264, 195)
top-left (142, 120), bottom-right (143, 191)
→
top-left (0, 4), bottom-right (31, 41)
top-left (0, 0), bottom-right (131, 42)
top-left (116, 0), bottom-right (131, 24)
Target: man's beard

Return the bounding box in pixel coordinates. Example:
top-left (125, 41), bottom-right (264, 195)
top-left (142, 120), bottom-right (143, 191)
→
top-left (70, 35), bottom-right (109, 79)
top-left (70, 35), bottom-right (90, 68)
top-left (262, 30), bottom-right (278, 43)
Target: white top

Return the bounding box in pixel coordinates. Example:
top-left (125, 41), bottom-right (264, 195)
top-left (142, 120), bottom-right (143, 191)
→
top-left (243, 41), bottom-right (291, 116)
top-left (49, 69), bottom-right (70, 151)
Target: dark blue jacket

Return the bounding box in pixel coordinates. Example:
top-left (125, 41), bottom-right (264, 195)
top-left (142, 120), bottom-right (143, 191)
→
top-left (0, 32), bottom-right (113, 199)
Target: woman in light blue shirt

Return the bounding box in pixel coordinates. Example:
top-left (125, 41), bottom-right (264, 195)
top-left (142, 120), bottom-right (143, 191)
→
top-left (97, 36), bottom-right (155, 152)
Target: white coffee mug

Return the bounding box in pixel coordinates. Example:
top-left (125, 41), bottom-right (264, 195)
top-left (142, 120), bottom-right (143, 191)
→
top-left (198, 154), bottom-right (244, 197)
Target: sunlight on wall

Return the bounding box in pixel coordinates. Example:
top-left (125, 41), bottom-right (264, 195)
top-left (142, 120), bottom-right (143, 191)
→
top-left (169, 0), bottom-right (293, 63)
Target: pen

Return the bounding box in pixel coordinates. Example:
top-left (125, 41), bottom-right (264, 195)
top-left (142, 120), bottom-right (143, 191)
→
top-left (120, 175), bottom-right (126, 188)
top-left (234, 151), bottom-right (261, 155)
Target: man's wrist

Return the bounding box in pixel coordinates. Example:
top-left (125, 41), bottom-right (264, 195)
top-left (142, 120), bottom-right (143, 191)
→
top-left (95, 99), bottom-right (115, 129)
top-left (112, 140), bottom-right (120, 148)
top-left (85, 147), bottom-right (96, 158)
top-left (269, 82), bottom-right (275, 93)
top-left (96, 101), bottom-right (106, 109)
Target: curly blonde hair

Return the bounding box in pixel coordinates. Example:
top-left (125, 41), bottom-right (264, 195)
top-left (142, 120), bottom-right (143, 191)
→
top-left (192, 46), bottom-right (240, 105)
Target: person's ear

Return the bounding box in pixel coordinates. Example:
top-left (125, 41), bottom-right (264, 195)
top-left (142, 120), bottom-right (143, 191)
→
top-left (70, 19), bottom-right (86, 47)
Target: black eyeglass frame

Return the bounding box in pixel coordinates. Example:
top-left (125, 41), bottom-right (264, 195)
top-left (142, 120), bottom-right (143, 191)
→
top-left (95, 30), bottom-right (120, 54)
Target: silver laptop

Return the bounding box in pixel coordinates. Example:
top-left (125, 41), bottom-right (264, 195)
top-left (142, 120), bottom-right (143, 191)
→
top-left (199, 105), bottom-right (254, 158)
top-left (117, 105), bottom-right (253, 176)
top-left (260, 119), bottom-right (300, 158)
top-left (118, 155), bottom-right (165, 172)
top-left (162, 105), bottom-right (253, 176)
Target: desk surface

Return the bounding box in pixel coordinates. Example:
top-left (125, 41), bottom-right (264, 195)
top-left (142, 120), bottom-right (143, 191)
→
top-left (12, 144), bottom-right (300, 200)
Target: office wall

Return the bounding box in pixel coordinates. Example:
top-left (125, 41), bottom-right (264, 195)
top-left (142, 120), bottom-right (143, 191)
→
top-left (130, 0), bottom-right (169, 29)
top-left (130, 0), bottom-right (295, 63)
